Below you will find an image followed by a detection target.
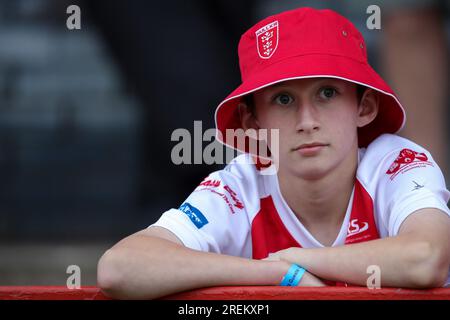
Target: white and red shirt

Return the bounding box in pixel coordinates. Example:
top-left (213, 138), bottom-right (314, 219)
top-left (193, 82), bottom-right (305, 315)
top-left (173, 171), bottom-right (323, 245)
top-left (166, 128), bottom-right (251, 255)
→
top-left (151, 134), bottom-right (450, 286)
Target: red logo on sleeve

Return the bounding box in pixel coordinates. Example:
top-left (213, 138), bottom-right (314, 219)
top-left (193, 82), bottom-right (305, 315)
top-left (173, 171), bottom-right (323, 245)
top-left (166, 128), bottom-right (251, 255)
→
top-left (195, 178), bottom-right (244, 214)
top-left (386, 148), bottom-right (433, 180)
top-left (199, 179), bottom-right (221, 188)
top-left (224, 185), bottom-right (244, 210)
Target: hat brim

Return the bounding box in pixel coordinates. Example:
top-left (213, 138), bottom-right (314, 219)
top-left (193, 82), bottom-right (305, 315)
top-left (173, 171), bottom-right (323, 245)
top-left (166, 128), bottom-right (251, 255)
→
top-left (215, 53), bottom-right (405, 151)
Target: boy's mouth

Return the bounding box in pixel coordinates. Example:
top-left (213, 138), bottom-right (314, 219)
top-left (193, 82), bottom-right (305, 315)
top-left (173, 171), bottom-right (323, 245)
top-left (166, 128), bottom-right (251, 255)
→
top-left (293, 142), bottom-right (329, 156)
top-left (294, 142), bottom-right (329, 150)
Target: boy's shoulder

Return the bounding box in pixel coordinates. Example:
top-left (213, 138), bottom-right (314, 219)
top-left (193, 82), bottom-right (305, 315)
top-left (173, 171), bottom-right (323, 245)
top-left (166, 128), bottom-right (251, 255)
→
top-left (223, 153), bottom-right (258, 174)
top-left (358, 133), bottom-right (436, 187)
top-left (366, 133), bottom-right (425, 153)
top-left (197, 153), bottom-right (263, 194)
top-left (361, 133), bottom-right (431, 165)
top-left (192, 154), bottom-right (266, 214)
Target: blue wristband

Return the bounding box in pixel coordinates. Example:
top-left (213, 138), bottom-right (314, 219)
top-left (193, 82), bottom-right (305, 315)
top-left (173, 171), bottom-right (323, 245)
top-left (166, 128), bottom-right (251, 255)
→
top-left (280, 264), bottom-right (306, 286)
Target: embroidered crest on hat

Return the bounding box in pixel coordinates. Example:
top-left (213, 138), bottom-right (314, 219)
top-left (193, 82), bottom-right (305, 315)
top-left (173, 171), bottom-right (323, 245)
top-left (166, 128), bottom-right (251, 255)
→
top-left (255, 21), bottom-right (279, 59)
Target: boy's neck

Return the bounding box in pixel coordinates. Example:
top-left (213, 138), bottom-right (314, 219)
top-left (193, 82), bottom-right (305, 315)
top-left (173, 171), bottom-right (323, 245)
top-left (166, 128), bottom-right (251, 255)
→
top-left (277, 147), bottom-right (358, 234)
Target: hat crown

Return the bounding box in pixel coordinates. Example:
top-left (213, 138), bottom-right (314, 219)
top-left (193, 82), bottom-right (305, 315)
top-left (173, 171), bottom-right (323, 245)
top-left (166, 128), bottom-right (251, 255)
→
top-left (238, 7), bottom-right (367, 81)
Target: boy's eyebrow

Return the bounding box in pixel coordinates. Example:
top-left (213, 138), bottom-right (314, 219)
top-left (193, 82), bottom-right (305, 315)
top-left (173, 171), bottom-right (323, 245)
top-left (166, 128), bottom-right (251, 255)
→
top-left (264, 81), bottom-right (300, 90)
top-left (267, 78), bottom-right (343, 90)
top-left (268, 82), bottom-right (289, 89)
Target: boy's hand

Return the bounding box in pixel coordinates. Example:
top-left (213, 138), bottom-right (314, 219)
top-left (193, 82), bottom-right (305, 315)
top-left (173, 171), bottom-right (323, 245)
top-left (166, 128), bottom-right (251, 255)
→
top-left (263, 247), bottom-right (296, 262)
top-left (263, 249), bottom-right (326, 286)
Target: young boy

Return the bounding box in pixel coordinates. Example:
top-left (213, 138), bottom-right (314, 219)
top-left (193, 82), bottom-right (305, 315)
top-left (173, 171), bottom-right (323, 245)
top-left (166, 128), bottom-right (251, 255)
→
top-left (97, 7), bottom-right (450, 299)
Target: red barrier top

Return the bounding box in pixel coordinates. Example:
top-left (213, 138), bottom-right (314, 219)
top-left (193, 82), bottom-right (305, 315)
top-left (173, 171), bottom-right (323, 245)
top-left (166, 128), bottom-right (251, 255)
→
top-left (0, 286), bottom-right (449, 300)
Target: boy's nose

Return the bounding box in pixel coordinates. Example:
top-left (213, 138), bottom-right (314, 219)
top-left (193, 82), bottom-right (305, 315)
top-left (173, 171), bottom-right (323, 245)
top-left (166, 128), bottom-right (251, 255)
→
top-left (295, 103), bottom-right (320, 133)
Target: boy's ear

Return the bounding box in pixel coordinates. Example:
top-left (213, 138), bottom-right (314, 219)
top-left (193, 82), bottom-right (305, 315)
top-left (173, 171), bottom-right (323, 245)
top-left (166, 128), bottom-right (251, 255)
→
top-left (357, 89), bottom-right (379, 128)
top-left (238, 102), bottom-right (260, 131)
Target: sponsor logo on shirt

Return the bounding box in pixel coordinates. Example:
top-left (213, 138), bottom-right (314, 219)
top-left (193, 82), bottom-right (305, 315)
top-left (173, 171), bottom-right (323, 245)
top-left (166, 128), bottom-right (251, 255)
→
top-left (347, 219), bottom-right (369, 237)
top-left (412, 180), bottom-right (424, 191)
top-left (179, 202), bottom-right (209, 229)
top-left (386, 148), bottom-right (433, 181)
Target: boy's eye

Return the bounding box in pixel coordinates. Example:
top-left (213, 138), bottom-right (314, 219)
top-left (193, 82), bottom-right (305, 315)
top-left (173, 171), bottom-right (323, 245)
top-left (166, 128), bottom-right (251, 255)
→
top-left (319, 87), bottom-right (337, 99)
top-left (274, 93), bottom-right (294, 105)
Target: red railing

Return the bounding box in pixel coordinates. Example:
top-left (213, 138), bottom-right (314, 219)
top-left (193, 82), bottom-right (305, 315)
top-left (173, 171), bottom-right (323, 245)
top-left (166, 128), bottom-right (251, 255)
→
top-left (0, 286), bottom-right (449, 300)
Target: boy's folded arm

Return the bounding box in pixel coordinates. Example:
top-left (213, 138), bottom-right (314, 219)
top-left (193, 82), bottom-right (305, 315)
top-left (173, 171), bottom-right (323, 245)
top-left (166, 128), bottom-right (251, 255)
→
top-left (274, 208), bottom-right (450, 289)
top-left (395, 208), bottom-right (450, 286)
top-left (97, 226), bottom-right (299, 300)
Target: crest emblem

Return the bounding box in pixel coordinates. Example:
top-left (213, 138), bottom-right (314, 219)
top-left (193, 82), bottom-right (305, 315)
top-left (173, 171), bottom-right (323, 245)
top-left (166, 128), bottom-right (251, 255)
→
top-left (386, 148), bottom-right (428, 175)
top-left (256, 21), bottom-right (279, 59)
top-left (385, 148), bottom-right (433, 181)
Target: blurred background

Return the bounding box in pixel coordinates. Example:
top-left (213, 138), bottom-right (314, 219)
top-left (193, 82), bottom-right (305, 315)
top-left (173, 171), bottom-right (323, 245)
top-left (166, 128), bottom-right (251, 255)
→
top-left (0, 0), bottom-right (449, 285)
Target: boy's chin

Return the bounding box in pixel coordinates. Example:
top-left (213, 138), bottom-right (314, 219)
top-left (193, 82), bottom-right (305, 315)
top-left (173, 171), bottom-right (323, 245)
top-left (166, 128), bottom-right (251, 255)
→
top-left (290, 161), bottom-right (333, 181)
top-left (296, 170), bottom-right (329, 181)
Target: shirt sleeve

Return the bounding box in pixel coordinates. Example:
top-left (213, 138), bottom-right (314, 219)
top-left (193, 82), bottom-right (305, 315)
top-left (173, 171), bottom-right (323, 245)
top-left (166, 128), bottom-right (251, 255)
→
top-left (378, 146), bottom-right (450, 237)
top-left (149, 162), bottom-right (257, 256)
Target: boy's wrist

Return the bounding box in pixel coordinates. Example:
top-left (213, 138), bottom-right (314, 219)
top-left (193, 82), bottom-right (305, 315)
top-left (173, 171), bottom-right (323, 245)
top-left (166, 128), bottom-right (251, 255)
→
top-left (255, 260), bottom-right (291, 285)
top-left (280, 264), bottom-right (307, 286)
top-left (266, 260), bottom-right (325, 287)
top-left (274, 260), bottom-right (293, 285)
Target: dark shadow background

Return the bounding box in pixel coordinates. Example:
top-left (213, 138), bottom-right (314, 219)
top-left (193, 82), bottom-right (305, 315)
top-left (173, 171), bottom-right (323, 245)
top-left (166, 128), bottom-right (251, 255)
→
top-left (0, 0), bottom-right (255, 243)
top-left (0, 0), bottom-right (448, 285)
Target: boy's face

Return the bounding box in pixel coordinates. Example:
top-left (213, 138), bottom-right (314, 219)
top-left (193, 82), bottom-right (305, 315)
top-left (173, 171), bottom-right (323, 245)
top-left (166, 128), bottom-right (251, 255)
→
top-left (245, 78), bottom-right (377, 180)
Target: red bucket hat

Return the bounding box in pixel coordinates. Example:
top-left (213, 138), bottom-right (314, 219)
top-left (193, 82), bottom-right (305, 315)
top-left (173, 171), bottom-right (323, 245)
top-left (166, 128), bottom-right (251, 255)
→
top-left (214, 7), bottom-right (405, 153)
